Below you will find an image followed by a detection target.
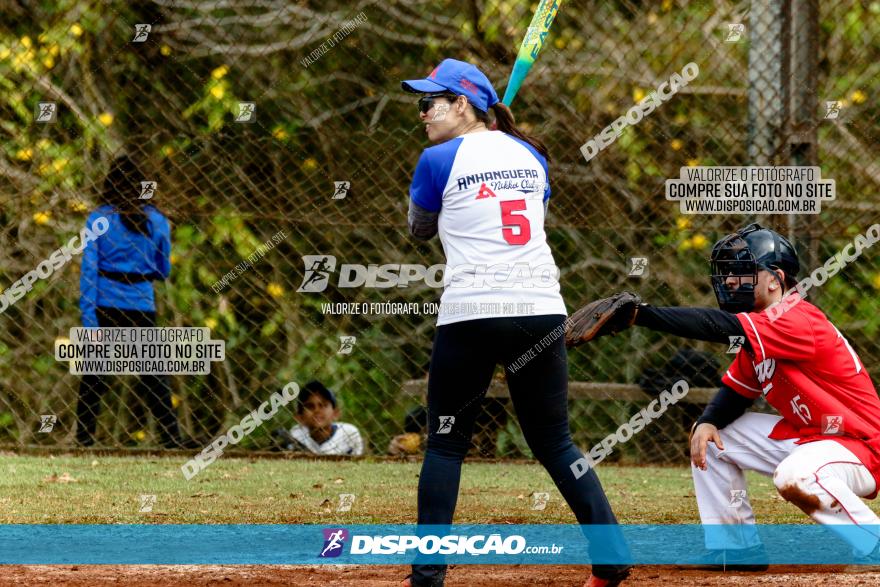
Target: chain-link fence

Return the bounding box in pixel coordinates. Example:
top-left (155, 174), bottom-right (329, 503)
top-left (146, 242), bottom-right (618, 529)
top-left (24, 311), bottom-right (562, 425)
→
top-left (1, 1), bottom-right (878, 464)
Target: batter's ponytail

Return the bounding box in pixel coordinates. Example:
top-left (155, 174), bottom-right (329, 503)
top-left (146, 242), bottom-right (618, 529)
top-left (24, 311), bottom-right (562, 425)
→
top-left (489, 102), bottom-right (550, 162)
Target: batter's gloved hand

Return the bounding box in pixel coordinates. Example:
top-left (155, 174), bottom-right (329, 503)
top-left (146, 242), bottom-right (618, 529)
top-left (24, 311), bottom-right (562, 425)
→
top-left (565, 291), bottom-right (641, 348)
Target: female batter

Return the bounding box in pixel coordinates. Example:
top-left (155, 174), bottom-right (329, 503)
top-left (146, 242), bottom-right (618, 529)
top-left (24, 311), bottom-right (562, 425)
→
top-left (400, 59), bottom-right (631, 587)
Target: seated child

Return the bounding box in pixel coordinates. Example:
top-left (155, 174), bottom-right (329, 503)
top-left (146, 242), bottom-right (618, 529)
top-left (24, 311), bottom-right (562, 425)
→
top-left (288, 380), bottom-right (363, 456)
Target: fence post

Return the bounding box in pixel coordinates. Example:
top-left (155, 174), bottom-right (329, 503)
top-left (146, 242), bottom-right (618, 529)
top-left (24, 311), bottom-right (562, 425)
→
top-left (785, 0), bottom-right (820, 291)
top-left (748, 0), bottom-right (788, 167)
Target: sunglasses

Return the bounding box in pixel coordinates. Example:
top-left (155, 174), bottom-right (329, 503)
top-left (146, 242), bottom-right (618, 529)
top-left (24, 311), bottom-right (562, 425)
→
top-left (418, 93), bottom-right (455, 114)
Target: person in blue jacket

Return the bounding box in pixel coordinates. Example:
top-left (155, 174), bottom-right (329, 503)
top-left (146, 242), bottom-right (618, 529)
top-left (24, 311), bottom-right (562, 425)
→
top-left (76, 154), bottom-right (183, 447)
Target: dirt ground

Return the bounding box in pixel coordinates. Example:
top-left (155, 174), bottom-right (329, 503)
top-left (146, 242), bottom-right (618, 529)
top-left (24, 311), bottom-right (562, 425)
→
top-left (3, 565), bottom-right (880, 586)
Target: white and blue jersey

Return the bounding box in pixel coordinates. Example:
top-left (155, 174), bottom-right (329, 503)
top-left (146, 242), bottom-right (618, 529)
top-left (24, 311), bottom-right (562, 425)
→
top-left (289, 422), bottom-right (364, 456)
top-left (409, 130), bottom-right (566, 326)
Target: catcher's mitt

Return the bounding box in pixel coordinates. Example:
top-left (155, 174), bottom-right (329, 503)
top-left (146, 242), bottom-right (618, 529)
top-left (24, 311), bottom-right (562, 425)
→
top-left (565, 291), bottom-right (642, 348)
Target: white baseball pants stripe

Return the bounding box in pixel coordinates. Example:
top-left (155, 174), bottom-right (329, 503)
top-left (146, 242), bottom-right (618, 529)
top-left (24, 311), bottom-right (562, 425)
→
top-left (693, 412), bottom-right (880, 556)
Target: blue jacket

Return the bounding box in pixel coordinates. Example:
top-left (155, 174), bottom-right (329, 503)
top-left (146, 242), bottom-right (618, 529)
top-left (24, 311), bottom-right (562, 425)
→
top-left (79, 205), bottom-right (172, 327)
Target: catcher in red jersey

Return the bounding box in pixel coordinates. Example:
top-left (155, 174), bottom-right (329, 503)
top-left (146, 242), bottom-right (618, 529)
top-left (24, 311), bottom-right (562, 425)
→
top-left (567, 223), bottom-right (880, 568)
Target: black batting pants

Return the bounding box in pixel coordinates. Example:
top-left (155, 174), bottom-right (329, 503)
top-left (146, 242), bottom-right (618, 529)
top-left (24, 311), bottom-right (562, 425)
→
top-left (411, 314), bottom-right (630, 585)
top-left (75, 307), bottom-right (181, 447)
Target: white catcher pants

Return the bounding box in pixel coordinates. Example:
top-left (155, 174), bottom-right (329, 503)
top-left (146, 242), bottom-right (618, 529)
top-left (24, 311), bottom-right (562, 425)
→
top-left (693, 412), bottom-right (880, 556)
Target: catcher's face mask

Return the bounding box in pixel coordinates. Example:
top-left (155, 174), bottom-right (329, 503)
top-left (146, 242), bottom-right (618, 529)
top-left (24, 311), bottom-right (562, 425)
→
top-left (710, 233), bottom-right (759, 313)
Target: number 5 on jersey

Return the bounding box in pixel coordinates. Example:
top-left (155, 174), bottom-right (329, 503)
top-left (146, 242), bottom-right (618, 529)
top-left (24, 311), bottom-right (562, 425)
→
top-left (500, 199), bottom-right (531, 245)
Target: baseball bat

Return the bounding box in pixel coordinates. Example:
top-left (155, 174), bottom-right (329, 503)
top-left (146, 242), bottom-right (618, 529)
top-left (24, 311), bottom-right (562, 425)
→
top-left (501, 0), bottom-right (564, 106)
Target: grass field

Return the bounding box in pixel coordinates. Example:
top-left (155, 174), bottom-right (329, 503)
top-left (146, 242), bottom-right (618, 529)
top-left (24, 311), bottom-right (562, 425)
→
top-left (0, 451), bottom-right (827, 524)
top-left (5, 452), bottom-right (880, 585)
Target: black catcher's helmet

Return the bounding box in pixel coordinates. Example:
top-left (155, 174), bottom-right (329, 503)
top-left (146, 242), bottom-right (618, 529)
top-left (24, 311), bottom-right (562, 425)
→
top-left (710, 223), bottom-right (800, 313)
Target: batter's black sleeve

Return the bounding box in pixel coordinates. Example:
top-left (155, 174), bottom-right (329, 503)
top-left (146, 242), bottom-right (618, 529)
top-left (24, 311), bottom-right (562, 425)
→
top-left (696, 384), bottom-right (756, 429)
top-left (408, 200), bottom-right (439, 240)
top-left (634, 304), bottom-right (749, 349)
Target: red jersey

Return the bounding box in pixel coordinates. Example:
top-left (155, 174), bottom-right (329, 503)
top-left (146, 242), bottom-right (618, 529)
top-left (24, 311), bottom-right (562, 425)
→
top-left (722, 293), bottom-right (880, 497)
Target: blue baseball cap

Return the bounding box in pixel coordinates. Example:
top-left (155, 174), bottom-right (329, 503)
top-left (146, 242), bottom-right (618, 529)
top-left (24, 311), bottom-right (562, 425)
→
top-left (401, 58), bottom-right (499, 113)
top-left (297, 380), bottom-right (337, 411)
